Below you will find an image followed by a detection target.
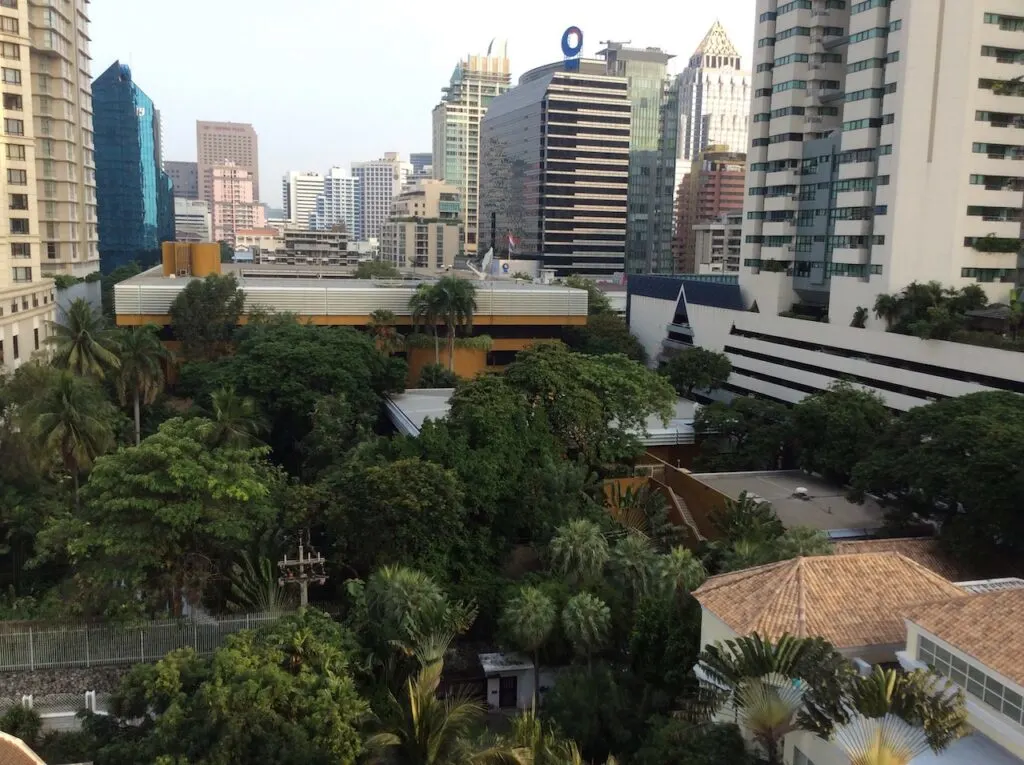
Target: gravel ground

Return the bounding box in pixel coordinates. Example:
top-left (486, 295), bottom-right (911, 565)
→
top-left (0, 666), bottom-right (132, 699)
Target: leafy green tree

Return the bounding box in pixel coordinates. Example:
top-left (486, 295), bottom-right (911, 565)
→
top-left (417, 363), bottom-right (458, 388)
top-left (500, 586), bottom-right (557, 706)
top-left (430, 276), bottom-right (477, 371)
top-left (628, 594), bottom-right (702, 702)
top-left (47, 297), bottom-right (121, 378)
top-left (42, 417), bottom-right (278, 616)
top-left (662, 348), bottom-right (732, 398)
top-left (356, 260), bottom-right (401, 279)
top-left (217, 239), bottom-right (234, 263)
top-left (27, 369), bottom-right (116, 508)
top-left (114, 325), bottom-right (169, 445)
top-left (694, 397), bottom-right (794, 472)
top-left (101, 261), bottom-right (142, 317)
top-left (792, 381), bottom-right (891, 485)
top-left (850, 306), bottom-right (869, 328)
top-left (566, 313), bottom-right (647, 363)
top-left (562, 592), bottom-right (611, 666)
top-left (633, 720), bottom-right (750, 765)
top-left (0, 704), bottom-right (42, 749)
top-left (849, 390), bottom-right (1024, 573)
top-left (323, 457), bottom-right (466, 579)
top-left (564, 274), bottom-right (612, 315)
top-left (201, 386), bottom-right (267, 447)
top-left (873, 281), bottom-right (988, 339)
top-left (169, 273), bottom-right (245, 361)
top-left (367, 309), bottom-right (404, 356)
top-left (710, 491), bottom-right (784, 544)
top-left (549, 519), bottom-right (609, 586)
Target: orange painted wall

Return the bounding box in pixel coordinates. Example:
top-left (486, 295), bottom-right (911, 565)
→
top-left (406, 346), bottom-right (487, 384)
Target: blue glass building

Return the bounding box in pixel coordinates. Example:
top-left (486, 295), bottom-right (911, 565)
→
top-left (93, 62), bottom-right (174, 273)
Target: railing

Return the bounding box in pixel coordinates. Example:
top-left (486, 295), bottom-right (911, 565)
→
top-left (0, 612), bottom-right (285, 671)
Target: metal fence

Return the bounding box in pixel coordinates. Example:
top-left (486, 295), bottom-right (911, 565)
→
top-left (0, 612), bottom-right (285, 671)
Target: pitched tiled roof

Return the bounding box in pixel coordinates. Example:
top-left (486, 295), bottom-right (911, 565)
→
top-left (693, 553), bottom-right (966, 648)
top-left (833, 538), bottom-right (968, 581)
top-left (0, 732), bottom-right (45, 765)
top-left (692, 20), bottom-right (741, 58)
top-left (903, 588), bottom-right (1024, 687)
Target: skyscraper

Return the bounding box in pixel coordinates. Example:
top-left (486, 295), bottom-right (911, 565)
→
top-left (742, 0), bottom-right (1023, 325)
top-left (197, 121), bottom-right (259, 203)
top-left (30, 0), bottom-right (99, 276)
top-left (166, 161), bottom-right (199, 200)
top-left (432, 42), bottom-right (511, 255)
top-left (92, 62), bottom-right (174, 273)
top-left (410, 153), bottom-right (432, 176)
top-left (351, 154), bottom-right (410, 240)
top-left (673, 147), bottom-right (747, 272)
top-left (208, 163), bottom-right (264, 244)
top-left (282, 171), bottom-right (324, 228)
top-left (311, 167), bottom-right (358, 234)
top-left (597, 43), bottom-right (678, 274)
top-left (479, 60), bottom-right (630, 277)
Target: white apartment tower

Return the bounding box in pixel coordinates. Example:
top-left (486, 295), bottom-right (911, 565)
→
top-left (282, 171), bottom-right (324, 229)
top-left (29, 0), bottom-right (98, 276)
top-left (311, 167), bottom-right (358, 234)
top-left (352, 153), bottom-right (410, 241)
top-left (432, 40), bottom-right (512, 255)
top-left (742, 0), bottom-right (1024, 327)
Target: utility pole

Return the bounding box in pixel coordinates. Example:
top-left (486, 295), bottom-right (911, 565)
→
top-left (278, 532), bottom-right (327, 607)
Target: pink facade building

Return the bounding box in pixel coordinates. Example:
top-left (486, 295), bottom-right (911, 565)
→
top-left (209, 163), bottom-right (266, 244)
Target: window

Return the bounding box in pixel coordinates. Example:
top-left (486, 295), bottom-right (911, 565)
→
top-left (849, 28), bottom-right (888, 43)
top-left (758, 37), bottom-right (776, 48)
top-left (775, 53), bottom-right (810, 66)
top-left (3, 117), bottom-right (22, 135)
top-left (755, 87), bottom-right (773, 97)
top-left (852, 0), bottom-right (888, 11)
top-left (888, 19), bottom-right (902, 31)
top-left (847, 57), bottom-right (886, 73)
top-left (10, 242), bottom-right (28, 258)
top-left (0, 42), bottom-right (18, 60)
top-left (843, 118), bottom-right (883, 131)
top-left (918, 636), bottom-right (1024, 725)
top-left (985, 13), bottom-right (1024, 33)
top-left (777, 0), bottom-right (812, 14)
top-left (5, 143), bottom-right (23, 160)
top-left (1, 66), bottom-right (18, 84)
top-left (33, 328), bottom-right (38, 351)
top-left (886, 51), bottom-right (901, 63)
top-left (11, 266), bottom-right (30, 282)
top-left (777, 26), bottom-right (811, 41)
top-left (6, 168), bottom-right (25, 185)
top-left (45, 242), bottom-right (57, 259)
top-left (8, 193), bottom-right (26, 210)
top-left (0, 15), bottom-right (16, 33)
top-left (773, 79), bottom-right (808, 93)
top-left (0, 0), bottom-right (16, 8)
top-left (11, 335), bottom-right (17, 360)
top-left (847, 87), bottom-right (886, 102)
top-left (10, 218), bottom-right (28, 234)
top-left (756, 62), bottom-right (774, 72)
top-left (2, 92), bottom-right (20, 110)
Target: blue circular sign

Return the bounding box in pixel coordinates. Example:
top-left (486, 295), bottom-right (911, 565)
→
top-left (561, 26), bottom-right (583, 58)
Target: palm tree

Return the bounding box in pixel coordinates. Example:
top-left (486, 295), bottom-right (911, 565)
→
top-left (409, 284), bottom-right (442, 364)
top-left (610, 534), bottom-right (657, 603)
top-left (200, 386), bottom-right (267, 447)
top-left (227, 552), bottom-right (295, 615)
top-left (114, 325), bottom-right (169, 445)
top-left (432, 276), bottom-right (477, 371)
top-left (506, 711), bottom-right (614, 765)
top-left (655, 546), bottom-right (706, 600)
top-left (29, 370), bottom-right (114, 508)
top-left (872, 293), bottom-right (902, 329)
top-left (710, 491), bottom-right (784, 543)
top-left (850, 306), bottom-right (869, 328)
top-left (549, 519), bottom-right (609, 585)
top-left (368, 309), bottom-right (404, 356)
top-left (561, 592), bottom-right (611, 668)
top-left (691, 634), bottom-right (850, 765)
top-left (366, 634), bottom-right (529, 765)
top-left (831, 667), bottom-right (968, 765)
top-left (501, 586), bottom-right (557, 708)
top-left (46, 298), bottom-right (121, 378)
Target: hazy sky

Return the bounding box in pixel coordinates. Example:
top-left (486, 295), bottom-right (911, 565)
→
top-left (90, 0), bottom-right (756, 205)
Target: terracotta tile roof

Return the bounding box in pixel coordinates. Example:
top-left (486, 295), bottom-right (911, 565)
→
top-left (0, 732), bottom-right (45, 765)
top-left (833, 537), bottom-right (969, 581)
top-left (903, 588), bottom-right (1024, 687)
top-left (693, 553), bottom-right (967, 649)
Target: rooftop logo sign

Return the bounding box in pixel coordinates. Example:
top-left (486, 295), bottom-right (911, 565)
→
top-left (562, 26), bottom-right (583, 71)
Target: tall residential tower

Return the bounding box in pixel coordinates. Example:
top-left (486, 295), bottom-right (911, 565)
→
top-left (282, 170), bottom-right (324, 228)
top-left (197, 121), bottom-right (259, 203)
top-left (352, 153), bottom-right (410, 240)
top-left (311, 167), bottom-right (357, 234)
top-left (432, 41), bottom-right (511, 255)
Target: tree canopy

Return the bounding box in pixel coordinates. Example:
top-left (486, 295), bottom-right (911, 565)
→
top-left (169, 273), bottom-right (245, 361)
top-left (355, 260), bottom-right (401, 279)
top-left (661, 348), bottom-right (732, 398)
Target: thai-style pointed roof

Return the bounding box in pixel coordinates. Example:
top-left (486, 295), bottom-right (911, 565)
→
top-left (692, 20), bottom-right (741, 59)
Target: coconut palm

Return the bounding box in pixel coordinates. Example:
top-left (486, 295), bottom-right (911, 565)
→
top-left (500, 586), bottom-right (557, 708)
top-left (200, 386), bottom-right (267, 447)
top-left (432, 276), bottom-right (477, 371)
top-left (29, 370), bottom-right (114, 508)
top-left (365, 633), bottom-right (529, 765)
top-left (691, 634), bottom-right (850, 765)
top-left (368, 309), bottom-right (404, 356)
top-left (561, 592), bottom-right (611, 668)
top-left (114, 325), bottom-right (169, 445)
top-left (46, 297), bottom-right (121, 378)
top-left (549, 519), bottom-right (609, 585)
top-left (409, 284), bottom-right (442, 364)
top-left (831, 667), bottom-right (968, 765)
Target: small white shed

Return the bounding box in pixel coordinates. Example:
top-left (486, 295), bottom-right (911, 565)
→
top-left (479, 652), bottom-right (535, 711)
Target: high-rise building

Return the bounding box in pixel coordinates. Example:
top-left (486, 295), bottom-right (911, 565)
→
top-left (174, 198), bottom-right (211, 242)
top-left (92, 62), bottom-right (174, 273)
top-left (29, 0), bottom-right (99, 276)
top-left (673, 147), bottom-right (747, 272)
top-left (479, 60), bottom-right (630, 278)
top-left (432, 42), bottom-right (511, 255)
top-left (351, 153), bottom-right (410, 240)
top-left (742, 0), bottom-right (1023, 325)
top-left (208, 163), bottom-right (265, 245)
top-left (0, 0), bottom-right (55, 370)
top-left (197, 121), bottom-right (259, 203)
top-left (166, 161), bottom-right (199, 200)
top-left (380, 179), bottom-right (461, 272)
top-left (311, 167), bottom-right (358, 234)
top-left (597, 43), bottom-right (678, 274)
top-left (281, 171), bottom-right (324, 228)
top-left (692, 212), bottom-right (743, 274)
top-left (410, 153), bottom-right (432, 176)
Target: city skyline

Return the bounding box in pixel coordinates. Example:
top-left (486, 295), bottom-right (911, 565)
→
top-left (89, 0), bottom-right (756, 203)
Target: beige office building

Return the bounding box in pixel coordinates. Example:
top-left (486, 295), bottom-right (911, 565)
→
top-left (197, 121), bottom-right (259, 203)
top-left (380, 179), bottom-right (461, 272)
top-left (743, 0), bottom-right (1024, 327)
top-left (693, 212), bottom-right (743, 274)
top-left (0, 0), bottom-right (56, 370)
top-left (23, 0), bottom-right (98, 277)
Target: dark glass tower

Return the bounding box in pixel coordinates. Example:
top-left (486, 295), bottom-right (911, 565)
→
top-left (93, 61), bottom-right (174, 273)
